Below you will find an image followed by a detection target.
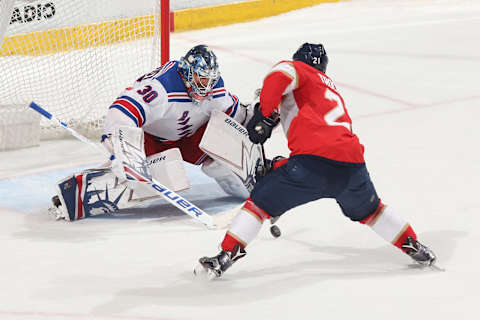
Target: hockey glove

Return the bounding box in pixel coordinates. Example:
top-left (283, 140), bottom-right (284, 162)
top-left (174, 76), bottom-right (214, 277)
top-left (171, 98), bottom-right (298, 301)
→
top-left (103, 126), bottom-right (152, 185)
top-left (246, 105), bottom-right (279, 145)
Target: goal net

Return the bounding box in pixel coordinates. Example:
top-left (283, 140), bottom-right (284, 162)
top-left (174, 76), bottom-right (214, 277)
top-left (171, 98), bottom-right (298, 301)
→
top-left (0, 0), bottom-right (167, 145)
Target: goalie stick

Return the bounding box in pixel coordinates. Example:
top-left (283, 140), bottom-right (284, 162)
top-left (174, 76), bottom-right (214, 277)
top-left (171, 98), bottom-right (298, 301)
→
top-left (29, 101), bottom-right (215, 228)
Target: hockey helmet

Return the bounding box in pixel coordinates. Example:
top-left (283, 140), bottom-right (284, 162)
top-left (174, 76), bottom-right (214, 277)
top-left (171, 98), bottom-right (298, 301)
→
top-left (178, 45), bottom-right (220, 103)
top-left (292, 43), bottom-right (328, 73)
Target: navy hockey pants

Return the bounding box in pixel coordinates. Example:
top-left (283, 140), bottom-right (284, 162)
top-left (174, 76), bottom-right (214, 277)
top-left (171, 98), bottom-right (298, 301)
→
top-left (250, 154), bottom-right (379, 221)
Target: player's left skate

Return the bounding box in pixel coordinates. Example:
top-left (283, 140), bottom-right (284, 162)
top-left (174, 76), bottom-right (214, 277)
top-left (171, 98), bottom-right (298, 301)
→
top-left (194, 244), bottom-right (246, 280)
top-left (402, 236), bottom-right (437, 266)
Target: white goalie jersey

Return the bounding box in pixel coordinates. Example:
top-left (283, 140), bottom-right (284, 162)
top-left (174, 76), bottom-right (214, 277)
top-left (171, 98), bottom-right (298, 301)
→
top-left (104, 61), bottom-right (249, 144)
top-left (49, 62), bottom-right (258, 222)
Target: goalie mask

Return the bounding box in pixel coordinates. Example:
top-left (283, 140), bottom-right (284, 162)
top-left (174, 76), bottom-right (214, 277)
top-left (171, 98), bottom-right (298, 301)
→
top-left (292, 42), bottom-right (329, 73)
top-left (178, 45), bottom-right (220, 104)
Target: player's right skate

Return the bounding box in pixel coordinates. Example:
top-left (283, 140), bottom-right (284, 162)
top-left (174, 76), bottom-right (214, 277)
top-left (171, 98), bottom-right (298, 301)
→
top-left (47, 195), bottom-right (68, 221)
top-left (194, 244), bottom-right (246, 280)
top-left (402, 236), bottom-right (437, 266)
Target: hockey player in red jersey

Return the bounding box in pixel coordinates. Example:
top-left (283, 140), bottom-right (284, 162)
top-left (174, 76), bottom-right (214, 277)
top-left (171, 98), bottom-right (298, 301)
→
top-left (195, 42), bottom-right (437, 279)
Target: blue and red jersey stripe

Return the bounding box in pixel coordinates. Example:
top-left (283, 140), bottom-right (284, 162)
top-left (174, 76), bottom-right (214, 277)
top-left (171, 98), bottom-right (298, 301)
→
top-left (225, 93), bottom-right (239, 117)
top-left (109, 96), bottom-right (146, 127)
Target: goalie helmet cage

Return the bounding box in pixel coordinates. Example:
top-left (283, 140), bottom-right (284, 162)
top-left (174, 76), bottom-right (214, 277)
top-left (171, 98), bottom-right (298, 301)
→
top-left (0, 0), bottom-right (170, 142)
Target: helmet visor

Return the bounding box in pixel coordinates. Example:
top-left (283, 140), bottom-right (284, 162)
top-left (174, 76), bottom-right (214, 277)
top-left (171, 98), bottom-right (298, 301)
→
top-left (192, 61), bottom-right (219, 96)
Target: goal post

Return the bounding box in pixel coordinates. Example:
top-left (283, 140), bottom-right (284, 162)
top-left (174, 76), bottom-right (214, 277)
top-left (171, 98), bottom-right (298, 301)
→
top-left (161, 0), bottom-right (170, 65)
top-left (0, 0), bottom-right (169, 149)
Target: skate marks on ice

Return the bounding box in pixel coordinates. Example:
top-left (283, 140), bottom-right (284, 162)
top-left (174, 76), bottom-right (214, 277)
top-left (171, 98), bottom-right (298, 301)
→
top-left (91, 230), bottom-right (460, 315)
top-left (10, 192), bottom-right (242, 243)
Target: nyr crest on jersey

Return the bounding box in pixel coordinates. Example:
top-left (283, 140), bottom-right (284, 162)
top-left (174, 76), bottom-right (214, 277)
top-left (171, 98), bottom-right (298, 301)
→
top-left (177, 111), bottom-right (192, 137)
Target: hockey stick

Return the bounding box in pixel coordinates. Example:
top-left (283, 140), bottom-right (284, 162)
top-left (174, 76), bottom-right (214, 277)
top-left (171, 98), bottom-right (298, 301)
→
top-left (29, 101), bottom-right (215, 228)
top-left (258, 144), bottom-right (282, 238)
top-left (29, 101), bottom-right (102, 151)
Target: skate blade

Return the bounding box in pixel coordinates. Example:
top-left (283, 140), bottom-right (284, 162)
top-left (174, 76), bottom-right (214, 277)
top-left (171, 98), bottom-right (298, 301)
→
top-left (429, 263), bottom-right (446, 272)
top-left (193, 263), bottom-right (218, 281)
top-left (407, 262), bottom-right (446, 272)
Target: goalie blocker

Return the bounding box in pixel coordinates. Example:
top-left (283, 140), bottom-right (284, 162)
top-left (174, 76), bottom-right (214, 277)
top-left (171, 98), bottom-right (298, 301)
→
top-left (199, 111), bottom-right (265, 193)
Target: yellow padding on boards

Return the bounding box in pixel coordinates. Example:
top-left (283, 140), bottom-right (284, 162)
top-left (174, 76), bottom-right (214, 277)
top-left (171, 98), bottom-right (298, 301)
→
top-left (0, 15), bottom-right (156, 57)
top-left (174, 0), bottom-right (340, 32)
top-left (0, 0), bottom-right (341, 57)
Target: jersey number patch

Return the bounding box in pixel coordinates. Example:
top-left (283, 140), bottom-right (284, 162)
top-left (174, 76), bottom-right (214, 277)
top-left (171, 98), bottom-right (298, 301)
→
top-left (137, 85), bottom-right (158, 103)
top-left (323, 89), bottom-right (351, 131)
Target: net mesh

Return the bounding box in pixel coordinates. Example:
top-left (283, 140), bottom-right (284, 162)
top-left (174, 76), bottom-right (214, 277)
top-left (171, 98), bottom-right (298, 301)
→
top-left (0, 0), bottom-right (162, 140)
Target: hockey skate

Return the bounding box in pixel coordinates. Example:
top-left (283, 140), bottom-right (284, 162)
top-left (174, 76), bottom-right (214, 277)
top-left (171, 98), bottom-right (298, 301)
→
top-left (194, 244), bottom-right (246, 280)
top-left (402, 236), bottom-right (437, 266)
top-left (47, 195), bottom-right (68, 221)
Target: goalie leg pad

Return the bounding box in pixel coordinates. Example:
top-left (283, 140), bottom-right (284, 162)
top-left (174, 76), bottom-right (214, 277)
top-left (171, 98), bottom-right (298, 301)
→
top-left (132, 148), bottom-right (191, 199)
top-left (148, 148), bottom-right (190, 192)
top-left (202, 158), bottom-right (249, 199)
top-left (55, 148), bottom-right (193, 221)
top-left (55, 169), bottom-right (137, 221)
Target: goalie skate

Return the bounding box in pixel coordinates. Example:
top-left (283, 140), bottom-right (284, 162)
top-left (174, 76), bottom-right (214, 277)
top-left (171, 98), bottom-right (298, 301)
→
top-left (48, 195), bottom-right (68, 221)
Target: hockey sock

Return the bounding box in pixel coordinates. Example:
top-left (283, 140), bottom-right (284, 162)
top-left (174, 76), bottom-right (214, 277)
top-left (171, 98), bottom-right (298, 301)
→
top-left (221, 198), bottom-right (271, 252)
top-left (360, 201), bottom-right (417, 252)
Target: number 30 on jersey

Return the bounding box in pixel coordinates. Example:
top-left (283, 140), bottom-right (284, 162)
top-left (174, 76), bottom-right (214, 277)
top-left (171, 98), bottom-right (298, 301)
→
top-left (137, 85), bottom-right (158, 103)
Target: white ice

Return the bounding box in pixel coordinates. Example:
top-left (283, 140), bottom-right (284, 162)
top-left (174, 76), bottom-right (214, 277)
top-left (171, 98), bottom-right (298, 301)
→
top-left (1, 0), bottom-right (480, 319)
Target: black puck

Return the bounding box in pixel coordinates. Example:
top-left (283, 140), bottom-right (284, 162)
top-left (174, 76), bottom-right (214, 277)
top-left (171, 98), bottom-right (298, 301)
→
top-left (270, 225), bottom-right (281, 238)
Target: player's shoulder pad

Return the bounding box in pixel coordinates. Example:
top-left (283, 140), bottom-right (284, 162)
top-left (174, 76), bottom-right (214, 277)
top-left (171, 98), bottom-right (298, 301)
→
top-left (268, 60), bottom-right (296, 79)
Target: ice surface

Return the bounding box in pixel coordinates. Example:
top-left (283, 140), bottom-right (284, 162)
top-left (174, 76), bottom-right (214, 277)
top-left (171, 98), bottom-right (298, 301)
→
top-left (1, 0), bottom-right (480, 319)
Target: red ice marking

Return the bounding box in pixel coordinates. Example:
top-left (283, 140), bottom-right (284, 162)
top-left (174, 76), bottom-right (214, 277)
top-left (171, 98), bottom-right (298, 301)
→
top-left (355, 94), bottom-right (480, 119)
top-left (175, 37), bottom-right (480, 119)
top-left (337, 82), bottom-right (419, 108)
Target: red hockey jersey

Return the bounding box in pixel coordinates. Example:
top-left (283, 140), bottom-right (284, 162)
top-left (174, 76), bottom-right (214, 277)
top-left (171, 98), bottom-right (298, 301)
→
top-left (259, 60), bottom-right (365, 164)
